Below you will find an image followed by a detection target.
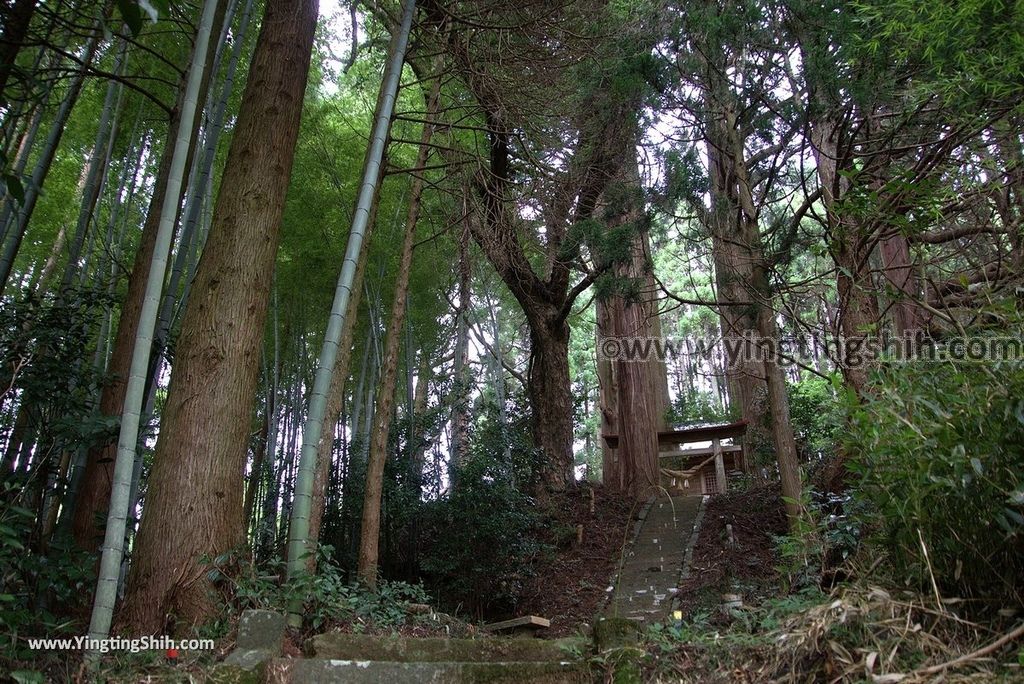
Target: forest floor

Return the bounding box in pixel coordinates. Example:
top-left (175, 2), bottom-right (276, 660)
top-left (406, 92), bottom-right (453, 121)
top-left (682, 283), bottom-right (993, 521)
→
top-left (673, 485), bottom-right (789, 620)
top-left (515, 486), bottom-right (637, 637)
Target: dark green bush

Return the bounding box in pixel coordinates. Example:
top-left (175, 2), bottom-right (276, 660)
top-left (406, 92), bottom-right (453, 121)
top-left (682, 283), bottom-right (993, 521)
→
top-left (787, 375), bottom-right (842, 459)
top-left (0, 481), bottom-right (94, 662)
top-left (419, 402), bottom-right (546, 616)
top-left (847, 356), bottom-right (1024, 607)
top-left (217, 545), bottom-right (429, 634)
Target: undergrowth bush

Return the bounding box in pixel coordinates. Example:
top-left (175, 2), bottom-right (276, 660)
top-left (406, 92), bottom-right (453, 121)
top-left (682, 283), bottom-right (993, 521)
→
top-left (419, 402), bottom-right (546, 616)
top-left (847, 356), bottom-right (1024, 608)
top-left (215, 545), bottom-right (430, 634)
top-left (787, 375), bottom-right (842, 460)
top-left (0, 481), bottom-right (93, 664)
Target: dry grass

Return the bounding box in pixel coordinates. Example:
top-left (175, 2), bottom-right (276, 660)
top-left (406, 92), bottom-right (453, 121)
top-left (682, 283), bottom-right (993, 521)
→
top-left (652, 583), bottom-right (1023, 683)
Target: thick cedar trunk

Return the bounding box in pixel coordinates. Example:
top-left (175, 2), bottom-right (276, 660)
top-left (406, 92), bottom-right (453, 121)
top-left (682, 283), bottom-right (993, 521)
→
top-left (596, 156), bottom-right (665, 498)
top-left (357, 76), bottom-right (438, 588)
top-left (118, 0), bottom-right (317, 633)
top-left (527, 314), bottom-right (574, 493)
top-left (611, 297), bottom-right (661, 497)
top-left (71, 0), bottom-right (229, 550)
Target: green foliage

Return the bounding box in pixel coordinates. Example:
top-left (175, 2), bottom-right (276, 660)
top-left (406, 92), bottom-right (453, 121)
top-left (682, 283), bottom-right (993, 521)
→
top-left (665, 388), bottom-right (732, 426)
top-left (855, 0), bottom-right (1024, 104)
top-left (1, 289), bottom-right (116, 454)
top-left (215, 545), bottom-right (429, 634)
top-left (645, 585), bottom-right (826, 654)
top-left (419, 403), bottom-right (547, 615)
top-left (773, 488), bottom-right (866, 591)
top-left (847, 355), bottom-right (1024, 607)
top-left (0, 482), bottom-right (93, 663)
top-left (786, 376), bottom-right (842, 459)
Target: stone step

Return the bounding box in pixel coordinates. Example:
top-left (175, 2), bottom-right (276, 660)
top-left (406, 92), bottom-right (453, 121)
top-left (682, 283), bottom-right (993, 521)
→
top-left (309, 632), bottom-right (583, 663)
top-left (266, 659), bottom-right (588, 683)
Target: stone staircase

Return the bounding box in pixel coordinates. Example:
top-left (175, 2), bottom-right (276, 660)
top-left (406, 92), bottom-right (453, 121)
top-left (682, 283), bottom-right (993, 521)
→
top-left (211, 611), bottom-right (588, 683)
top-left (211, 498), bottom-right (707, 683)
top-left (605, 495), bottom-right (703, 624)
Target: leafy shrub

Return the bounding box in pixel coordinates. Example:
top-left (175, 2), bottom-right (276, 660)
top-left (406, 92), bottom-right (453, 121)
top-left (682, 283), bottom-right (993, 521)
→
top-left (787, 375), bottom-right (842, 460)
top-left (0, 481), bottom-right (94, 662)
top-left (419, 403), bottom-right (546, 616)
top-left (218, 545), bottom-right (430, 633)
top-left (847, 357), bottom-right (1024, 607)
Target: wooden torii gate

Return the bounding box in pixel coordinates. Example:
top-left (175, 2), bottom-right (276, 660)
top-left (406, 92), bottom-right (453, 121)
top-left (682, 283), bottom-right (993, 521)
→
top-left (603, 419), bottom-right (748, 495)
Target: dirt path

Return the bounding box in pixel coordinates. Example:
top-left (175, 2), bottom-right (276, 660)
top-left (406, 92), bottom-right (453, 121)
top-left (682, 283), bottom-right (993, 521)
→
top-left (605, 495), bottom-right (703, 624)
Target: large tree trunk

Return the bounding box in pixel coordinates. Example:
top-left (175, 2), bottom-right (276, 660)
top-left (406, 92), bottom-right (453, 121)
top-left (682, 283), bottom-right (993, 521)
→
top-left (609, 295), bottom-right (661, 498)
top-left (118, 0), bottom-right (317, 633)
top-left (71, 0), bottom-right (229, 550)
top-left (596, 155), bottom-right (665, 498)
top-left (527, 313), bottom-right (574, 492)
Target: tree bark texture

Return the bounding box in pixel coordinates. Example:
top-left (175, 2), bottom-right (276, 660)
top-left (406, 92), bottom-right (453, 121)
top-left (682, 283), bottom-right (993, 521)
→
top-left (118, 0), bottom-right (318, 633)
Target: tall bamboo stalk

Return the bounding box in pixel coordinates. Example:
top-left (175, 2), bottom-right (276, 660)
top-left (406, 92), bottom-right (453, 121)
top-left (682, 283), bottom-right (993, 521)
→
top-left (284, 0), bottom-right (417, 623)
top-left (357, 69), bottom-right (441, 588)
top-left (0, 30), bottom-right (101, 294)
top-left (85, 0), bottom-right (220, 649)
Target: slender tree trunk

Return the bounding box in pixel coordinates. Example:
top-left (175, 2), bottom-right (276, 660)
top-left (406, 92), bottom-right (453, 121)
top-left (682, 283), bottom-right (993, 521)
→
top-left (0, 29), bottom-right (99, 294)
top-left (450, 219), bottom-right (471, 471)
top-left (409, 352), bottom-right (430, 481)
top-left (597, 299), bottom-right (619, 488)
top-left (285, 0), bottom-right (416, 623)
top-left (117, 0), bottom-right (318, 634)
top-left (723, 105), bottom-right (804, 524)
top-left (306, 196), bottom-right (380, 570)
top-left (60, 47), bottom-right (126, 290)
top-left (357, 72), bottom-right (439, 588)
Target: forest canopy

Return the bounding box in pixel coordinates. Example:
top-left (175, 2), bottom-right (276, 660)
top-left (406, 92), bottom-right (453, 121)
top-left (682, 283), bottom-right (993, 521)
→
top-left (0, 0), bottom-right (1022, 680)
